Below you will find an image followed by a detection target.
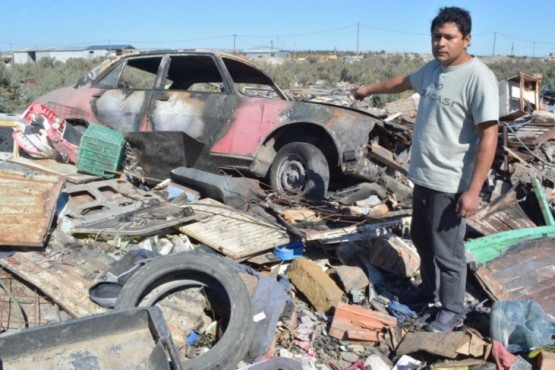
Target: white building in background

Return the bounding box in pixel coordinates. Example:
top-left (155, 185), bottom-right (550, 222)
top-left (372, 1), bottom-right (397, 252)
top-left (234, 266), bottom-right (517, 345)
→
top-left (12, 44), bottom-right (136, 64)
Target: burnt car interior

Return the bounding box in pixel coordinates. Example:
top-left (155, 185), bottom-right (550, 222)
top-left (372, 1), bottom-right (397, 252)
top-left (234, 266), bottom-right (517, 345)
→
top-left (95, 56), bottom-right (162, 90)
top-left (165, 56), bottom-right (225, 92)
top-left (93, 53), bottom-right (285, 99)
top-left (223, 57), bottom-right (284, 99)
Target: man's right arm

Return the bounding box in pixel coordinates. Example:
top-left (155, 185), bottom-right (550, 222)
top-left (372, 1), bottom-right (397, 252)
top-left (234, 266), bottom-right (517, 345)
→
top-left (352, 75), bottom-right (413, 101)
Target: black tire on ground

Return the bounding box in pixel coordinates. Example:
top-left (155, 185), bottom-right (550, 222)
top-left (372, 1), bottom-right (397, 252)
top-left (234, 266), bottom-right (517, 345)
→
top-left (269, 142), bottom-right (329, 200)
top-left (115, 252), bottom-right (254, 370)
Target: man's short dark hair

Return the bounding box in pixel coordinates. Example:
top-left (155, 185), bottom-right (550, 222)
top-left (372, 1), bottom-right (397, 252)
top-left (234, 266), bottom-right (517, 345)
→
top-left (431, 7), bottom-right (471, 37)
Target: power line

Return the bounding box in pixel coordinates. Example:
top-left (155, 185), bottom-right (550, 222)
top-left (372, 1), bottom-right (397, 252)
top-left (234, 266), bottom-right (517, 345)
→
top-left (359, 23), bottom-right (427, 37)
top-left (237, 24), bottom-right (356, 39)
top-left (5, 24), bottom-right (555, 56)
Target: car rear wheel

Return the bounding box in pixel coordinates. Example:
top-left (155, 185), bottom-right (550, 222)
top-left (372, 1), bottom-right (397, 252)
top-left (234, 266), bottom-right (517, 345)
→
top-left (269, 142), bottom-right (329, 200)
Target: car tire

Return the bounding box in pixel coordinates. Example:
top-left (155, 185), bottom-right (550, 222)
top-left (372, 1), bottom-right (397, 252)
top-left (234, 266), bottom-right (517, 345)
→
top-left (115, 251), bottom-right (254, 370)
top-left (269, 142), bottom-right (329, 200)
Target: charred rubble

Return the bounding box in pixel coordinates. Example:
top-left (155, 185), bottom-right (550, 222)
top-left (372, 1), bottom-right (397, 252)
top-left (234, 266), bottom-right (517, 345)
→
top-left (0, 72), bottom-right (553, 370)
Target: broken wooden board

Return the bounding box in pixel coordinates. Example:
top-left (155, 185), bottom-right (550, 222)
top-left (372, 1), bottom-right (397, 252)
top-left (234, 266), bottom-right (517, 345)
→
top-left (467, 186), bottom-right (536, 236)
top-left (0, 169), bottom-right (64, 247)
top-left (0, 232), bottom-right (112, 318)
top-left (477, 238), bottom-right (555, 319)
top-left (396, 330), bottom-right (491, 359)
top-left (368, 143), bottom-right (408, 176)
top-left (178, 198), bottom-right (291, 260)
top-left (8, 157), bottom-right (99, 184)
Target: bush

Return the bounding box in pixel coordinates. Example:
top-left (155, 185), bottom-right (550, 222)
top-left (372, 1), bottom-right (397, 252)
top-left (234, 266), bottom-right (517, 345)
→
top-left (2, 53), bottom-right (555, 112)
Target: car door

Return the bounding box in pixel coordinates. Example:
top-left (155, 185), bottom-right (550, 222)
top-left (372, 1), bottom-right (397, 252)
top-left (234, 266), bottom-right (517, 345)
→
top-left (147, 54), bottom-right (237, 148)
top-left (92, 56), bottom-right (163, 132)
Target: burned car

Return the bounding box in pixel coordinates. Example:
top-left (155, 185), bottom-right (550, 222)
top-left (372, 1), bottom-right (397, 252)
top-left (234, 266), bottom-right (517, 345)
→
top-left (35, 50), bottom-right (382, 199)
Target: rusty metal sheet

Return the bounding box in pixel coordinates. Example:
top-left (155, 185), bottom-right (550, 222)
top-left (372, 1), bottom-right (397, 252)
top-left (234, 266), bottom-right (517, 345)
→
top-left (0, 232), bottom-right (112, 318)
top-left (0, 169), bottom-right (64, 247)
top-left (0, 269), bottom-right (62, 334)
top-left (178, 198), bottom-right (291, 260)
top-left (475, 238), bottom-right (555, 318)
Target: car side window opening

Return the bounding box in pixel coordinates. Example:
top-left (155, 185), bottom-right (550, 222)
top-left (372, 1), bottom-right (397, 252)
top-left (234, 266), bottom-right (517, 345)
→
top-left (222, 57), bottom-right (282, 99)
top-left (164, 56), bottom-right (225, 93)
top-left (95, 57), bottom-right (162, 90)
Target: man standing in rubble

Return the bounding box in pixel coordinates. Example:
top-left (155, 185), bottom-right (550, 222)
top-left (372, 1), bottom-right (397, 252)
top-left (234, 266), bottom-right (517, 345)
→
top-left (352, 6), bottom-right (499, 332)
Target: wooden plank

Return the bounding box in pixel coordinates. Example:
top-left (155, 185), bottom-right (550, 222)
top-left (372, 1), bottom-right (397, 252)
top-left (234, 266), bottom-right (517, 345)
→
top-left (368, 143), bottom-right (408, 176)
top-left (178, 198), bottom-right (291, 260)
top-left (0, 170), bottom-right (63, 247)
top-left (467, 187), bottom-right (536, 235)
top-left (533, 125), bottom-right (555, 149)
top-left (8, 157), bottom-right (99, 184)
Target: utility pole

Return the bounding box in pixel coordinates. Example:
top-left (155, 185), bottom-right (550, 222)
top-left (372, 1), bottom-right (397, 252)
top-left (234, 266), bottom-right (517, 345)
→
top-left (511, 41), bottom-right (514, 56)
top-left (492, 32), bottom-right (496, 56)
top-left (233, 34), bottom-right (236, 54)
top-left (533, 42), bottom-right (536, 57)
top-left (356, 22), bottom-right (360, 55)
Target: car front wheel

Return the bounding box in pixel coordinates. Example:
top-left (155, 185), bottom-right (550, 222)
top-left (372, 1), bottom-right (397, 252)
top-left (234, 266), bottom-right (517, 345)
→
top-left (269, 142), bottom-right (329, 200)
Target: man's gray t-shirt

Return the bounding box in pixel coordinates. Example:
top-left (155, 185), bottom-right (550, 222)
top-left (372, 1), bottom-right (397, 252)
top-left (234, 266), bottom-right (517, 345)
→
top-left (408, 57), bottom-right (499, 193)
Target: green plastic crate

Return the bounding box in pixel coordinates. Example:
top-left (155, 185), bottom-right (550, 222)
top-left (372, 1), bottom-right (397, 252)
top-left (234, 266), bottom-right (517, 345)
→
top-left (77, 124), bottom-right (126, 178)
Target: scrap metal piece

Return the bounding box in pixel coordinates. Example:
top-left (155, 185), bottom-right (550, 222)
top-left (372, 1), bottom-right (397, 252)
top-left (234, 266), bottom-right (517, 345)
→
top-left (124, 131), bottom-right (206, 182)
top-left (475, 237), bottom-right (555, 318)
top-left (171, 167), bottom-right (266, 211)
top-left (0, 306), bottom-right (183, 370)
top-left (60, 178), bottom-right (164, 231)
top-left (72, 197), bottom-right (197, 238)
top-left (465, 225), bottom-right (555, 264)
top-left (304, 217), bottom-right (410, 245)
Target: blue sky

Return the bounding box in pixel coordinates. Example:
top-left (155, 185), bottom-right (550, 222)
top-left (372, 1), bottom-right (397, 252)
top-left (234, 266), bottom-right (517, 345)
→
top-left (2, 0), bottom-right (554, 57)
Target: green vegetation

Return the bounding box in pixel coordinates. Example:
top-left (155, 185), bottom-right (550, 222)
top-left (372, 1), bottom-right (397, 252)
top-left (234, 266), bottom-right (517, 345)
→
top-left (1, 57), bottom-right (99, 113)
top-left (1, 53), bottom-right (555, 113)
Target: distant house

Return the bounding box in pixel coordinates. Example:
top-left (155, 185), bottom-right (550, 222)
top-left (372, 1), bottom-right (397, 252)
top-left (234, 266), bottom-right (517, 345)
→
top-left (240, 47), bottom-right (290, 60)
top-left (12, 44), bottom-right (136, 64)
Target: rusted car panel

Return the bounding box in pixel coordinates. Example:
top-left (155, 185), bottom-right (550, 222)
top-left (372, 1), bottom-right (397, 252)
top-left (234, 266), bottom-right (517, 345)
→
top-left (35, 50), bottom-right (382, 198)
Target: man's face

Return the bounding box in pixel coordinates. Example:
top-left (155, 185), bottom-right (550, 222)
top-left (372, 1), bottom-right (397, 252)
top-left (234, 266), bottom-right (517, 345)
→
top-left (432, 22), bottom-right (471, 67)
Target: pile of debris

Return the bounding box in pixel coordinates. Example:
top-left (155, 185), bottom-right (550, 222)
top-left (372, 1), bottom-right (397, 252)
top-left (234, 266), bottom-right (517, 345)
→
top-left (0, 72), bottom-right (554, 370)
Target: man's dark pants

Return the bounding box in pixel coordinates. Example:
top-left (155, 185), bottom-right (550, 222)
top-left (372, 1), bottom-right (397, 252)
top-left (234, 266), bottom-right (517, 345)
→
top-left (410, 184), bottom-right (467, 315)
